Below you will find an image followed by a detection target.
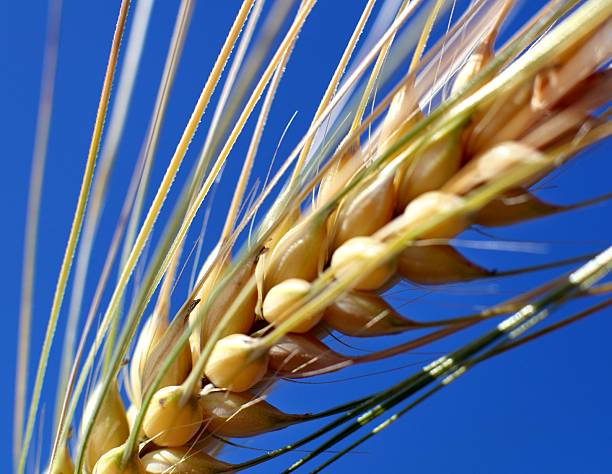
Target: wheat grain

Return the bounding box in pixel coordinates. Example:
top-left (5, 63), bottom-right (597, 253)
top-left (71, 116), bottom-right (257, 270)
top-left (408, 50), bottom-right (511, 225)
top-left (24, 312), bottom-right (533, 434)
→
top-left (92, 445), bottom-right (145, 474)
top-left (331, 236), bottom-right (398, 291)
top-left (263, 279), bottom-right (323, 333)
top-left (204, 334), bottom-right (269, 392)
top-left (142, 385), bottom-right (202, 448)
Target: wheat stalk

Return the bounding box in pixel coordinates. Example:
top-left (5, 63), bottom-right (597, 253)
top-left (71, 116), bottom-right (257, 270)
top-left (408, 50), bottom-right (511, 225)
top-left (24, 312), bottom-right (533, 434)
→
top-left (12, 0), bottom-right (611, 473)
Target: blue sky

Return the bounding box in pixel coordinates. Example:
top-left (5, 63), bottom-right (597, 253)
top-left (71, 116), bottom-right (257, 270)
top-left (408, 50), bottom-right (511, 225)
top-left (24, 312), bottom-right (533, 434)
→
top-left (2, 1), bottom-right (611, 472)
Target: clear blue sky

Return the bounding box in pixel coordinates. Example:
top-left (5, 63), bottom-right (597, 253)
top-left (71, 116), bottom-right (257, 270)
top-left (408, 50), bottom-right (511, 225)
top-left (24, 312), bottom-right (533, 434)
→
top-left (1, 1), bottom-right (611, 473)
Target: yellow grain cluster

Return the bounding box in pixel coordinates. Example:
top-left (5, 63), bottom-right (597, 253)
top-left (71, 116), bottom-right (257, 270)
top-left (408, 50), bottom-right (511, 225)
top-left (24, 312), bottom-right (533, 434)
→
top-left (38, 4), bottom-right (610, 473)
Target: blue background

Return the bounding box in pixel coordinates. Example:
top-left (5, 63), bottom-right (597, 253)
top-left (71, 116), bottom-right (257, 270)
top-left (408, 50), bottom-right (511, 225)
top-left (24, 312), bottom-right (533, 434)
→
top-left (1, 1), bottom-right (611, 472)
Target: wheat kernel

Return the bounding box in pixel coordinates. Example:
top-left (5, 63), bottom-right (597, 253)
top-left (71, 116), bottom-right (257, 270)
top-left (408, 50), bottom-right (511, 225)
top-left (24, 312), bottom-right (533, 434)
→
top-left (142, 385), bottom-right (203, 447)
top-left (332, 173), bottom-right (395, 249)
top-left (204, 334), bottom-right (268, 392)
top-left (331, 236), bottom-right (396, 291)
top-left (263, 278), bottom-right (322, 333)
top-left (92, 445), bottom-right (145, 474)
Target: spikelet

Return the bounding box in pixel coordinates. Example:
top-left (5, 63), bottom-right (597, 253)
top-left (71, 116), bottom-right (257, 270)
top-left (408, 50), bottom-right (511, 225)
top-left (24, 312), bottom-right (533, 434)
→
top-left (262, 278), bottom-right (322, 333)
top-left (268, 333), bottom-right (349, 377)
top-left (254, 209), bottom-right (301, 318)
top-left (474, 188), bottom-right (563, 227)
top-left (394, 128), bottom-right (463, 210)
top-left (140, 447), bottom-right (232, 474)
top-left (398, 245), bottom-right (491, 285)
top-left (200, 390), bottom-right (307, 437)
top-left (204, 334), bottom-right (269, 392)
top-left (523, 70), bottom-right (612, 150)
top-left (469, 21), bottom-right (610, 156)
top-left (379, 191), bottom-right (468, 241)
top-left (443, 142), bottom-right (546, 195)
top-left (331, 172), bottom-right (396, 249)
top-left (126, 404), bottom-right (146, 442)
top-left (324, 290), bottom-right (419, 337)
top-left (316, 140), bottom-right (363, 208)
top-left (466, 80), bottom-right (533, 156)
top-left (130, 312), bottom-right (192, 406)
top-left (92, 445), bottom-right (145, 474)
top-left (189, 260), bottom-right (225, 366)
top-left (330, 236), bottom-right (397, 291)
top-left (190, 257), bottom-right (257, 365)
top-left (130, 316), bottom-right (163, 405)
top-left (142, 385), bottom-right (203, 447)
top-left (259, 216), bottom-right (328, 293)
top-left (531, 18), bottom-right (611, 110)
top-left (450, 41), bottom-right (493, 97)
top-left (81, 382), bottom-right (130, 473)
top-left (377, 81), bottom-right (422, 154)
